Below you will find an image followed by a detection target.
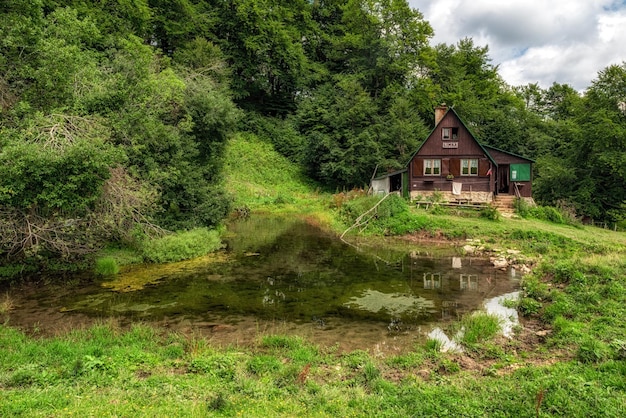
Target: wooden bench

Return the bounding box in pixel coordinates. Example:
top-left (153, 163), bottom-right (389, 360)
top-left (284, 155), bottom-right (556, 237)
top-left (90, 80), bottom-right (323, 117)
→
top-left (453, 197), bottom-right (471, 205)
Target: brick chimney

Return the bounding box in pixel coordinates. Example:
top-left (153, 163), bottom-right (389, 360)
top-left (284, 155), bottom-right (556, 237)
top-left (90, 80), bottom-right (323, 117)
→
top-left (435, 104), bottom-right (448, 126)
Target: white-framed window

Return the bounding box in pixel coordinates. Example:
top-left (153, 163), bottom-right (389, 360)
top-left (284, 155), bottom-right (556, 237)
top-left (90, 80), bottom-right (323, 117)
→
top-left (442, 127), bottom-right (458, 140)
top-left (461, 159), bottom-right (478, 176)
top-left (424, 159), bottom-right (441, 176)
top-left (460, 274), bottom-right (478, 290)
top-left (424, 273), bottom-right (441, 289)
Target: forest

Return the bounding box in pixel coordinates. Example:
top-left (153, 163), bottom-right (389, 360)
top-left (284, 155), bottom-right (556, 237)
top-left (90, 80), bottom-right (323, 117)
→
top-left (1, 0), bottom-right (625, 268)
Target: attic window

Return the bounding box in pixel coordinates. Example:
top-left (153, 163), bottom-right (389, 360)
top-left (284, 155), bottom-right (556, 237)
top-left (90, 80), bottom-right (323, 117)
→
top-left (424, 159), bottom-right (441, 176)
top-left (442, 127), bottom-right (458, 140)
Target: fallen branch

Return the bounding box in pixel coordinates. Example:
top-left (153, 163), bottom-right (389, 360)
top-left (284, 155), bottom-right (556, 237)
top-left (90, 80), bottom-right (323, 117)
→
top-left (340, 192), bottom-right (394, 240)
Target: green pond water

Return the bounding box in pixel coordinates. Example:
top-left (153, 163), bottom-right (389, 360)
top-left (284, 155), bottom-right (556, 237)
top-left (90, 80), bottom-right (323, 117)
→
top-left (5, 214), bottom-right (521, 354)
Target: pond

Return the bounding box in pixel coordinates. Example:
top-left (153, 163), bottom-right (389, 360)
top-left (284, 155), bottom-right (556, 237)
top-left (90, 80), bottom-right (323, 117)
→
top-left (3, 214), bottom-right (521, 355)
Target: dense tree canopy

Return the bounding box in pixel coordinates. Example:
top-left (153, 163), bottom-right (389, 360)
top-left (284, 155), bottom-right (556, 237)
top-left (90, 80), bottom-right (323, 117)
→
top-left (0, 1), bottom-right (238, 262)
top-left (1, 0), bottom-right (625, 265)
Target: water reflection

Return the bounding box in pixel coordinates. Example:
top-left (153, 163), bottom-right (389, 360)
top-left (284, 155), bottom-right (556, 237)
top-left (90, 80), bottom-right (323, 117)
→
top-left (5, 214), bottom-right (521, 353)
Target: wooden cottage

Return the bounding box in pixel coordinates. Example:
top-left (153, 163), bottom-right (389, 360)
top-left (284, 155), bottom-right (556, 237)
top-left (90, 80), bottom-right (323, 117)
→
top-left (373, 105), bottom-right (533, 204)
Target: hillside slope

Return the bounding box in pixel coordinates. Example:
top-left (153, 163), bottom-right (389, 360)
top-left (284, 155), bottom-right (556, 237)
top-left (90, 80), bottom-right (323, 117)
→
top-left (224, 132), bottom-right (321, 209)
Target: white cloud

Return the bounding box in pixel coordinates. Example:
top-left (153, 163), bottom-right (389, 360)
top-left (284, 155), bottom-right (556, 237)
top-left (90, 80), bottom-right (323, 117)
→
top-left (408, 0), bottom-right (626, 90)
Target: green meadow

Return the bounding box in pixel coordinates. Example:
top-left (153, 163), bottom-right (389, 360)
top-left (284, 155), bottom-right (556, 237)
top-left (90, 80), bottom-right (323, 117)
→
top-left (1, 133), bottom-right (625, 417)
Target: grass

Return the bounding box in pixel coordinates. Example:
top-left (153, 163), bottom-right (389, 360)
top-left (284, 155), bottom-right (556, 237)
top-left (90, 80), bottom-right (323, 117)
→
top-left (2, 136), bottom-right (626, 416)
top-left (0, 321), bottom-right (624, 416)
top-left (459, 312), bottom-right (501, 346)
top-left (94, 256), bottom-right (120, 276)
top-left (224, 132), bottom-right (323, 210)
top-left (140, 228), bottom-right (223, 263)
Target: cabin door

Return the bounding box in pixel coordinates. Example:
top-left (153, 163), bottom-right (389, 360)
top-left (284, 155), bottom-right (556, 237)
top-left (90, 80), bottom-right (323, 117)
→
top-left (497, 165), bottom-right (510, 194)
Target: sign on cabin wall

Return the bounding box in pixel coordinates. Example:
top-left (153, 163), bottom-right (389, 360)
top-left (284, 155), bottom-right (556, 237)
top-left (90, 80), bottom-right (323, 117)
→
top-left (442, 142), bottom-right (458, 149)
top-left (510, 163), bottom-right (531, 181)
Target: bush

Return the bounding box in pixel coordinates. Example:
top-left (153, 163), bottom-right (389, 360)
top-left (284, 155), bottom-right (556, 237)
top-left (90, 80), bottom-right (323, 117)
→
top-left (550, 260), bottom-right (587, 284)
top-left (376, 194), bottom-right (410, 218)
top-left (516, 199), bottom-right (578, 225)
top-left (340, 194), bottom-right (423, 235)
top-left (339, 195), bottom-right (383, 223)
top-left (140, 228), bottom-right (223, 263)
top-left (518, 297), bottom-right (542, 316)
top-left (480, 205), bottom-right (501, 221)
top-left (521, 274), bottom-right (550, 300)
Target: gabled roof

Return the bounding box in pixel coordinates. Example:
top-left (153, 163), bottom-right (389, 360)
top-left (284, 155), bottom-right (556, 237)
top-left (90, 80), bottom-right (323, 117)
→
top-left (372, 168), bottom-right (407, 180)
top-left (482, 145), bottom-right (536, 163)
top-left (405, 107), bottom-right (498, 167)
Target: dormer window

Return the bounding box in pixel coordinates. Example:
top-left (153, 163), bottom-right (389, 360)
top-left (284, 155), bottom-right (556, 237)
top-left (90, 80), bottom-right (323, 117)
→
top-left (442, 127), bottom-right (458, 140)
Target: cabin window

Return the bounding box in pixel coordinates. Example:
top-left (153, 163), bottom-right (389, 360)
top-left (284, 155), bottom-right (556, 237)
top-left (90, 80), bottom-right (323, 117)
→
top-left (460, 274), bottom-right (478, 290)
top-left (423, 159), bottom-right (441, 176)
top-left (424, 273), bottom-right (441, 289)
top-left (461, 159), bottom-right (478, 176)
top-left (442, 127), bottom-right (458, 140)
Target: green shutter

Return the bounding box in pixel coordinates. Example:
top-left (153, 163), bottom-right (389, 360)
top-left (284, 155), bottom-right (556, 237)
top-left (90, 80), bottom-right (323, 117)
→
top-left (510, 164), bottom-right (531, 181)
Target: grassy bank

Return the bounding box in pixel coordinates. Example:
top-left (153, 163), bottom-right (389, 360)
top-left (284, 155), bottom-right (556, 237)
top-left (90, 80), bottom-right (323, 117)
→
top-left (2, 135), bottom-right (626, 416)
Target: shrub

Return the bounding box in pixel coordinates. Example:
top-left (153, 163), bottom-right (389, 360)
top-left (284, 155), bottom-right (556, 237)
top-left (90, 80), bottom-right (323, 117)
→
top-left (518, 297), bottom-right (542, 316)
top-left (521, 274), bottom-right (550, 300)
top-left (550, 260), bottom-right (586, 284)
top-left (480, 205), bottom-right (501, 221)
top-left (141, 228), bottom-right (223, 263)
top-left (516, 199), bottom-right (578, 226)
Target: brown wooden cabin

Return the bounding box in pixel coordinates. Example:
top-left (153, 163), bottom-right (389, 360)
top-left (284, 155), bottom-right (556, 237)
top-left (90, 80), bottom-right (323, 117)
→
top-left (402, 105), bottom-right (533, 203)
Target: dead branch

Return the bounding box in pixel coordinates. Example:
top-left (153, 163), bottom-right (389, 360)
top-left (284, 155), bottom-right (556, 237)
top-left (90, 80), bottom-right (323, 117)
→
top-left (340, 192), bottom-right (394, 240)
top-left (28, 113), bottom-right (110, 151)
top-left (0, 167), bottom-right (167, 260)
top-left (95, 166), bottom-right (168, 240)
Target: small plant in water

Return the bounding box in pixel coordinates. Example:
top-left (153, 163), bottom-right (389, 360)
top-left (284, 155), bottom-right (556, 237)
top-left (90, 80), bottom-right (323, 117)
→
top-left (460, 312), bottom-right (501, 345)
top-left (95, 257), bottom-right (120, 276)
top-left (425, 338), bottom-right (443, 353)
top-left (0, 292), bottom-right (14, 314)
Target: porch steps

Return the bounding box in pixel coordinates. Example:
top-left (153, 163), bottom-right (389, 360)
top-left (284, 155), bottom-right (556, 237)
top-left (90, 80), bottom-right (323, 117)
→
top-left (491, 195), bottom-right (518, 214)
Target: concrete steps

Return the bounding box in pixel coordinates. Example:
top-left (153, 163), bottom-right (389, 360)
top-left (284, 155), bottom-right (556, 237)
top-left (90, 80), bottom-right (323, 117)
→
top-left (491, 195), bottom-right (517, 214)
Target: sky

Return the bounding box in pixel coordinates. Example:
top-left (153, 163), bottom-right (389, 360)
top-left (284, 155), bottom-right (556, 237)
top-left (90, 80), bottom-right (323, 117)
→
top-left (407, 0), bottom-right (626, 91)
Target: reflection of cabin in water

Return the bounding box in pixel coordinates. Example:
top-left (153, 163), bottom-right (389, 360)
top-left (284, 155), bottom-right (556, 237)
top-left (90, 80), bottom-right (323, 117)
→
top-left (423, 273), bottom-right (441, 289)
top-left (460, 274), bottom-right (479, 291)
top-left (411, 256), bottom-right (514, 319)
top-left (371, 106), bottom-right (535, 208)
